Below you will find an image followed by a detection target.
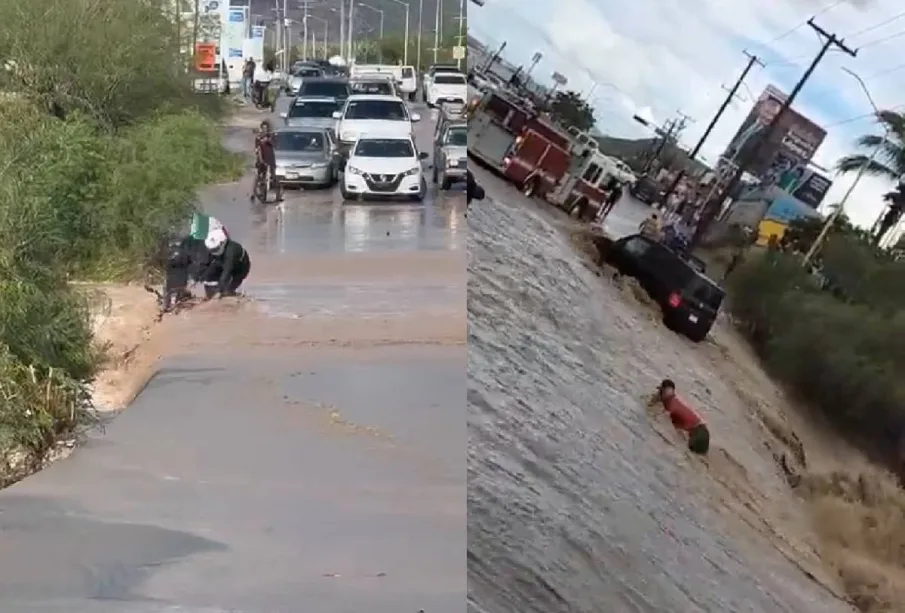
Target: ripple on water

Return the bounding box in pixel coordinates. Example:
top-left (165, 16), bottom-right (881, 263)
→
top-left (466, 192), bottom-right (853, 613)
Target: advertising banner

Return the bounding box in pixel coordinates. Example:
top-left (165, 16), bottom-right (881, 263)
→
top-left (221, 7), bottom-right (248, 83)
top-left (722, 85), bottom-right (827, 182)
top-left (242, 25), bottom-right (265, 65)
top-left (194, 43), bottom-right (217, 72)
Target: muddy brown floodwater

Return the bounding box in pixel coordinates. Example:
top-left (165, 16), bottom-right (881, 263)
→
top-left (466, 164), bottom-right (856, 613)
top-left (0, 100), bottom-right (466, 612)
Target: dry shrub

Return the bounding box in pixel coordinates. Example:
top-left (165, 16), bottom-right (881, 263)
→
top-left (799, 469), bottom-right (905, 611)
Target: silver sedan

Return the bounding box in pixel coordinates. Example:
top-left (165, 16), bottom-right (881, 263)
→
top-left (273, 127), bottom-right (339, 189)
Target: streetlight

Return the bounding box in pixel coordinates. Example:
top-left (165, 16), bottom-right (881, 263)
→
top-left (803, 67), bottom-right (888, 266)
top-left (416, 0), bottom-right (423, 70)
top-left (432, 0), bottom-right (441, 64)
top-left (347, 0), bottom-right (354, 62)
top-left (386, 0), bottom-right (410, 65)
top-left (357, 3), bottom-right (385, 62)
top-left (308, 15), bottom-right (329, 59)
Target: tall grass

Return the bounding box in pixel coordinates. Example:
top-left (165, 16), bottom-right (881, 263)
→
top-left (0, 0), bottom-right (241, 478)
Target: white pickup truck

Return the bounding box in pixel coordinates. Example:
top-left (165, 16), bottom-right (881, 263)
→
top-left (424, 71), bottom-right (467, 107)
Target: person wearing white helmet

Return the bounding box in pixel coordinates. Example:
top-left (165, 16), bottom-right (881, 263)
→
top-left (204, 229), bottom-right (250, 298)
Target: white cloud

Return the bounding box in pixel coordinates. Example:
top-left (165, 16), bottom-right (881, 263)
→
top-left (469, 0), bottom-right (904, 227)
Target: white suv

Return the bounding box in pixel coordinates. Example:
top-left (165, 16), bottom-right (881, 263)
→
top-left (341, 135), bottom-right (428, 201)
top-left (332, 94), bottom-right (420, 159)
top-left (424, 72), bottom-right (467, 107)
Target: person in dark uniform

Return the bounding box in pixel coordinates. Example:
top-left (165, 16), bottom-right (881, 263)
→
top-left (467, 170), bottom-right (485, 205)
top-left (204, 229), bottom-right (251, 298)
top-left (161, 235), bottom-right (214, 311)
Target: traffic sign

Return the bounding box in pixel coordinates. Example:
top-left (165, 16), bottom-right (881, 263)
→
top-left (452, 46), bottom-right (465, 60)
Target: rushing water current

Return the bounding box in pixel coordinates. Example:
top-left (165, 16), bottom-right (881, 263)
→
top-left (465, 179), bottom-right (853, 613)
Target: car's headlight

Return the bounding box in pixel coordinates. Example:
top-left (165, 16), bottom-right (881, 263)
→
top-left (340, 131), bottom-right (357, 142)
top-left (401, 167), bottom-right (420, 177)
top-left (346, 165), bottom-right (363, 175)
top-left (310, 162), bottom-right (328, 169)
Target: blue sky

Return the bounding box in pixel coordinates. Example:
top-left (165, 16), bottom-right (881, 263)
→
top-left (469, 0), bottom-right (905, 228)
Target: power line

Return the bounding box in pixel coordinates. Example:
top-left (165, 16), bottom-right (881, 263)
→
top-left (766, 0), bottom-right (845, 44)
top-left (692, 19), bottom-right (857, 249)
top-left (854, 27), bottom-right (905, 50)
top-left (845, 9), bottom-right (905, 39)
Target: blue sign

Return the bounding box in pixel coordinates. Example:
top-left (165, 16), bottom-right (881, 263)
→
top-left (228, 9), bottom-right (244, 22)
top-left (228, 48), bottom-right (243, 58)
top-left (252, 26), bottom-right (265, 38)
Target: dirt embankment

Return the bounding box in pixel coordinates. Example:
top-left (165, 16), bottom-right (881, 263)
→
top-left (567, 223), bottom-right (905, 612)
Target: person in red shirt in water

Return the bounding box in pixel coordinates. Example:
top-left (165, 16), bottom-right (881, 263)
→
top-left (649, 379), bottom-right (710, 455)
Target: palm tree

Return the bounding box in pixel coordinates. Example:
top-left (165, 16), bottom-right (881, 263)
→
top-left (836, 110), bottom-right (905, 245)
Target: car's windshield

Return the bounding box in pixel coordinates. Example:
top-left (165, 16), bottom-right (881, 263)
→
top-left (344, 100), bottom-right (408, 120)
top-left (434, 74), bottom-right (465, 85)
top-left (273, 131), bottom-right (326, 151)
top-left (445, 127), bottom-right (467, 146)
top-left (351, 80), bottom-right (394, 95)
top-left (300, 80), bottom-right (350, 99)
top-left (288, 100), bottom-right (339, 118)
top-left (354, 138), bottom-right (414, 158)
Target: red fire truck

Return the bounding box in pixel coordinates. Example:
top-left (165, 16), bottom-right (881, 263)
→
top-left (467, 90), bottom-right (609, 216)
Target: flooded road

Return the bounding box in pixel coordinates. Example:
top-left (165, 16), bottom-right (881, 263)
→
top-left (466, 164), bottom-right (853, 613)
top-left (0, 98), bottom-right (466, 612)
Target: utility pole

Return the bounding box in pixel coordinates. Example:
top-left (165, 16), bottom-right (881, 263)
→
top-left (642, 118), bottom-right (676, 174)
top-left (659, 52), bottom-right (763, 208)
top-left (432, 0), bottom-right (441, 64)
top-left (339, 0), bottom-right (345, 61)
top-left (416, 0), bottom-right (423, 70)
top-left (690, 19), bottom-right (857, 249)
top-left (482, 41), bottom-right (505, 73)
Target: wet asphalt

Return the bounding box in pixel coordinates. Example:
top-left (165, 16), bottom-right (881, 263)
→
top-left (0, 94), bottom-right (466, 612)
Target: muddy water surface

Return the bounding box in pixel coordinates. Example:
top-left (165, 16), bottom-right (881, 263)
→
top-left (466, 165), bottom-right (853, 613)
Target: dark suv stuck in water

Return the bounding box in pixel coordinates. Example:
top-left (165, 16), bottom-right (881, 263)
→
top-left (600, 234), bottom-right (725, 342)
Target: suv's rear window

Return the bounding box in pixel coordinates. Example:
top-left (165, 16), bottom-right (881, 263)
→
top-left (300, 80), bottom-right (350, 99)
top-left (685, 276), bottom-right (724, 310)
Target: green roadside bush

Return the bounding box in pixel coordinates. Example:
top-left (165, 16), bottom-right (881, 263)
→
top-left (0, 0), bottom-right (242, 474)
top-left (725, 238), bottom-right (905, 465)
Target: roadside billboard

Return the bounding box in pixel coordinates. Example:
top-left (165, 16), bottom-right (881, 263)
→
top-left (221, 7), bottom-right (248, 84)
top-left (722, 85), bottom-right (827, 184)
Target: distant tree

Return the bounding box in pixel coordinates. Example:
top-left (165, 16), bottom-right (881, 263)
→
top-left (547, 90), bottom-right (595, 132)
top-left (876, 185), bottom-right (905, 246)
top-left (836, 110), bottom-right (905, 245)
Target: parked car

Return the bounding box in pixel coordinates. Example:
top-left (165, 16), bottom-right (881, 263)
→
top-left (630, 175), bottom-right (664, 205)
top-left (422, 64), bottom-right (462, 103)
top-left (280, 96), bottom-right (342, 130)
top-left (332, 94), bottom-right (421, 160)
top-left (600, 234), bottom-right (725, 342)
top-left (272, 127), bottom-right (339, 189)
top-left (297, 76), bottom-right (351, 101)
top-left (433, 118), bottom-right (467, 189)
top-left (349, 74), bottom-right (398, 97)
top-left (424, 71), bottom-right (467, 107)
top-left (341, 135), bottom-right (428, 202)
top-left (285, 64), bottom-right (324, 94)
